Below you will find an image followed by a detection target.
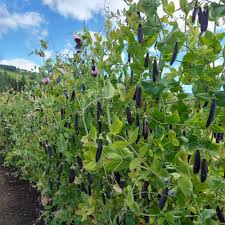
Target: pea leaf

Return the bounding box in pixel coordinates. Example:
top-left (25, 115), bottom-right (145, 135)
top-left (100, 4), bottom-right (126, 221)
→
top-left (110, 141), bottom-right (128, 150)
top-left (129, 158), bottom-right (142, 170)
top-left (177, 175), bottom-right (193, 196)
top-left (109, 115), bottom-right (123, 135)
top-left (215, 91), bottom-right (225, 107)
top-left (128, 127), bottom-right (139, 144)
top-left (195, 93), bottom-right (211, 101)
top-left (162, 0), bottom-right (175, 17)
top-left (103, 80), bottom-right (115, 99)
top-left (209, 3), bottom-right (225, 21)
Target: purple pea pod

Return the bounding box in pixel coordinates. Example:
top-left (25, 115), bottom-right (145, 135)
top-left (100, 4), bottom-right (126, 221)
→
top-left (126, 107), bottom-right (133, 124)
top-left (159, 188), bottom-right (169, 210)
top-left (87, 173), bottom-right (93, 184)
top-left (193, 150), bottom-right (201, 174)
top-left (201, 159), bottom-right (208, 182)
top-left (144, 53), bottom-right (149, 68)
top-left (74, 113), bottom-right (79, 135)
top-left (69, 168), bottom-right (75, 184)
top-left (71, 90), bottom-right (75, 101)
top-left (75, 42), bottom-right (82, 51)
top-left (200, 8), bottom-right (209, 34)
top-left (48, 66), bottom-right (52, 74)
top-left (170, 41), bottom-right (178, 66)
top-left (128, 52), bottom-right (131, 63)
top-left (91, 64), bottom-right (98, 77)
top-left (96, 138), bottom-right (103, 162)
top-left (138, 23), bottom-right (144, 44)
top-left (153, 59), bottom-right (158, 82)
top-left (77, 156), bottom-right (83, 172)
top-left (198, 7), bottom-right (202, 24)
top-left (135, 86), bottom-right (142, 108)
top-left (56, 77), bottom-right (60, 84)
top-left (216, 206), bottom-right (225, 223)
top-left (142, 117), bottom-right (149, 139)
top-left (141, 181), bottom-right (149, 199)
top-left (63, 89), bottom-right (68, 99)
top-left (206, 99), bottom-right (216, 128)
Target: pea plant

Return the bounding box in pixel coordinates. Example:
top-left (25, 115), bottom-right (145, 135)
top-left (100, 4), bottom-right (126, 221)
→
top-left (1, 0), bottom-right (225, 224)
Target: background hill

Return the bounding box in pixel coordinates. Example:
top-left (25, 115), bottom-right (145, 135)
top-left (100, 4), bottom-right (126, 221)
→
top-left (0, 64), bottom-right (35, 92)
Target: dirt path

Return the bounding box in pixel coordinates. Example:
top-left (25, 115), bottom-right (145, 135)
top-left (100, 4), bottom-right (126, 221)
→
top-left (0, 158), bottom-right (43, 225)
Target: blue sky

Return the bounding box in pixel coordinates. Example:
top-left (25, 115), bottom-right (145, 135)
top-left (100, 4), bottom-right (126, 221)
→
top-left (1, 0), bottom-right (224, 73)
top-left (0, 0), bottom-right (124, 71)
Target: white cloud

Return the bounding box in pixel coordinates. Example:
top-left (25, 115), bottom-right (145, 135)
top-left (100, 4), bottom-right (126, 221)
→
top-left (0, 4), bottom-right (44, 37)
top-left (60, 48), bottom-right (73, 58)
top-left (42, 0), bottom-right (127, 20)
top-left (40, 29), bottom-right (48, 38)
top-left (44, 50), bottom-right (54, 59)
top-left (0, 58), bottom-right (39, 72)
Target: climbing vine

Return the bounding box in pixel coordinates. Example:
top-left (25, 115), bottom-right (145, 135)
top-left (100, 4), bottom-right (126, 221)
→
top-left (1, 0), bottom-right (225, 224)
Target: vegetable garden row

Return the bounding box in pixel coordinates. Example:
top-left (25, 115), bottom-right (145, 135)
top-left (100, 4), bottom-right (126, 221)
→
top-left (0, 0), bottom-right (225, 224)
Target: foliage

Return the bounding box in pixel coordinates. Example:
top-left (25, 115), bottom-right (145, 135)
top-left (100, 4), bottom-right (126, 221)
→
top-left (1, 0), bottom-right (225, 224)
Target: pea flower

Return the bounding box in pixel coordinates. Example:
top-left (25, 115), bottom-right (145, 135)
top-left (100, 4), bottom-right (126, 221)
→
top-left (73, 34), bottom-right (81, 43)
top-left (73, 34), bottom-right (82, 50)
top-left (44, 77), bottom-right (50, 84)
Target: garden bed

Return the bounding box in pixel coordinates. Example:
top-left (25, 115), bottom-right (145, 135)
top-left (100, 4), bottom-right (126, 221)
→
top-left (0, 156), bottom-right (44, 225)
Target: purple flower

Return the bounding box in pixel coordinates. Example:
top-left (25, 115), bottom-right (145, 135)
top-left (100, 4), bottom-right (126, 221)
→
top-left (73, 34), bottom-right (81, 43)
top-left (44, 77), bottom-right (50, 84)
top-left (73, 34), bottom-right (82, 51)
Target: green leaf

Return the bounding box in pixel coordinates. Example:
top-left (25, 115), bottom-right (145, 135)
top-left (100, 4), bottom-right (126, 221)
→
top-left (84, 161), bottom-right (97, 171)
top-left (128, 127), bottom-right (139, 144)
top-left (209, 3), bottom-right (225, 21)
top-left (40, 40), bottom-right (48, 49)
top-left (89, 123), bottom-right (97, 141)
top-left (195, 93), bottom-right (211, 101)
top-left (172, 138), bottom-right (180, 146)
top-left (215, 91), bottom-right (225, 107)
top-left (106, 152), bottom-right (123, 160)
top-left (210, 124), bottom-right (225, 133)
top-left (167, 130), bottom-right (176, 139)
top-left (57, 67), bottom-right (67, 75)
top-left (129, 158), bottom-right (142, 170)
top-left (177, 175), bottom-right (193, 196)
top-left (205, 219), bottom-right (218, 225)
top-left (198, 209), bottom-right (216, 223)
top-left (125, 185), bottom-right (141, 215)
top-left (157, 25), bottom-right (186, 59)
top-left (110, 141), bottom-right (128, 150)
top-left (162, 0), bottom-right (175, 17)
top-left (142, 80), bottom-right (166, 96)
top-left (166, 111), bottom-right (180, 124)
top-left (109, 115), bottom-right (123, 135)
top-left (58, 134), bottom-right (67, 153)
top-left (103, 80), bottom-right (115, 99)
top-left (179, 0), bottom-right (188, 13)
top-left (138, 144), bottom-right (150, 157)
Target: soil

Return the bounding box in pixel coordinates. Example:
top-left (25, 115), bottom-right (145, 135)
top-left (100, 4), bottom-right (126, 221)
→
top-left (0, 157), bottom-right (43, 225)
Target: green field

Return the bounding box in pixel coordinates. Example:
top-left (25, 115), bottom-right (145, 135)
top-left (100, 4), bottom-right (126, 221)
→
top-left (0, 65), bottom-right (35, 92)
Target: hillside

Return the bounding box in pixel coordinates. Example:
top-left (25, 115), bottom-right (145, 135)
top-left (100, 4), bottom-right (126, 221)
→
top-left (0, 65), bottom-right (33, 92)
